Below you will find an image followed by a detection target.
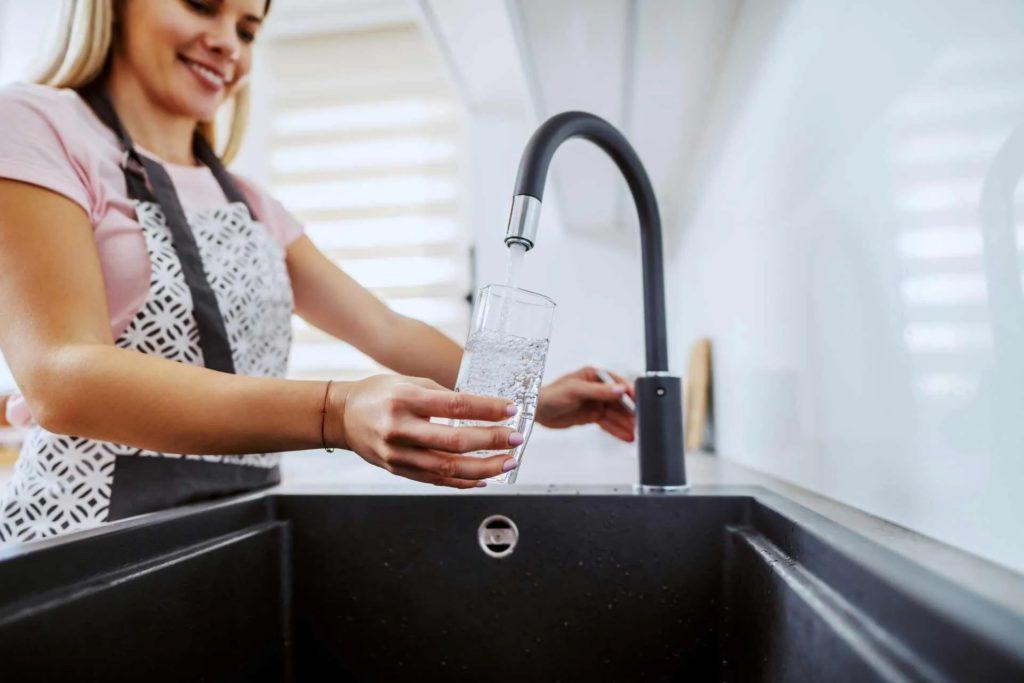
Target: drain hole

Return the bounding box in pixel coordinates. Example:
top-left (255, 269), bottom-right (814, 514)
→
top-left (478, 515), bottom-right (519, 558)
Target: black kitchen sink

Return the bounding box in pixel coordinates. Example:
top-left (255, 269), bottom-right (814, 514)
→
top-left (0, 487), bottom-right (1021, 681)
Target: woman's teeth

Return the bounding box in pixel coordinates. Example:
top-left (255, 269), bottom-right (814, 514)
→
top-left (182, 58), bottom-right (225, 89)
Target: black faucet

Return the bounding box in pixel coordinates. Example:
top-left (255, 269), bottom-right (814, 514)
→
top-left (504, 111), bottom-right (686, 491)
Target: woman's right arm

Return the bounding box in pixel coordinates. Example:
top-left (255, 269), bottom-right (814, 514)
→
top-left (0, 180), bottom-right (519, 487)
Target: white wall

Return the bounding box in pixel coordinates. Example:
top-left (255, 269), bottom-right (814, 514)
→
top-left (0, 0), bottom-right (59, 86)
top-left (671, 0), bottom-right (1024, 572)
top-left (418, 0), bottom-right (650, 382)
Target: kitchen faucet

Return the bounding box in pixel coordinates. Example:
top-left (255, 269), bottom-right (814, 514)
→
top-left (504, 111), bottom-right (686, 492)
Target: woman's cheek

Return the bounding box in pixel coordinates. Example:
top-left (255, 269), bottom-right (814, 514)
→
top-left (229, 62), bottom-right (253, 96)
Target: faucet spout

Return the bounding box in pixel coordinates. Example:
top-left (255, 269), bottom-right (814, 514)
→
top-left (504, 111), bottom-right (686, 491)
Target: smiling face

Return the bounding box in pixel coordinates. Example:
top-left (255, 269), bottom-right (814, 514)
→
top-left (113, 0), bottom-right (265, 121)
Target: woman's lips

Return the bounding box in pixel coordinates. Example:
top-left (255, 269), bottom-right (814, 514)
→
top-left (178, 55), bottom-right (227, 92)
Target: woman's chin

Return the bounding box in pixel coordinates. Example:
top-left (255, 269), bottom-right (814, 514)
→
top-left (172, 93), bottom-right (224, 123)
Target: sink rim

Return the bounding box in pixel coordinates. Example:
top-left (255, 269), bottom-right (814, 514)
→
top-left (2, 483), bottom-right (1023, 668)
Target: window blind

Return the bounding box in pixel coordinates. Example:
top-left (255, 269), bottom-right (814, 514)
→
top-left (264, 24), bottom-right (470, 382)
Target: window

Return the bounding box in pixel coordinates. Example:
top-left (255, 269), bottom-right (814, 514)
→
top-left (263, 23), bottom-right (471, 382)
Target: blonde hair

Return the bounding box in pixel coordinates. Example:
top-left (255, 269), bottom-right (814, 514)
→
top-left (34, 0), bottom-right (252, 165)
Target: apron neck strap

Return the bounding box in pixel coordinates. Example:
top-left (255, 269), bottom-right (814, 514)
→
top-left (192, 133), bottom-right (250, 207)
top-left (78, 82), bottom-right (255, 215)
top-left (77, 82), bottom-right (239, 374)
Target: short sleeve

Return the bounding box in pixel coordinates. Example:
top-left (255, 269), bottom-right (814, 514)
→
top-left (233, 173), bottom-right (305, 250)
top-left (0, 83), bottom-right (93, 216)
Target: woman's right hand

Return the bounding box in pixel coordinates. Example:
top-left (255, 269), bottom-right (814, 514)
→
top-left (328, 375), bottom-right (523, 489)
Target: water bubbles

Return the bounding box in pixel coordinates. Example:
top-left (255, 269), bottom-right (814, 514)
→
top-left (450, 328), bottom-right (549, 480)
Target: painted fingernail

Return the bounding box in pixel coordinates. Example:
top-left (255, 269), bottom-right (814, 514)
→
top-left (475, 481), bottom-right (487, 487)
top-left (505, 404), bottom-right (518, 416)
top-left (502, 458), bottom-right (518, 472)
top-left (508, 432), bottom-right (525, 446)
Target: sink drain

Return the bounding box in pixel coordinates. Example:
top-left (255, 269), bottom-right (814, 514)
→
top-left (478, 515), bottom-right (518, 558)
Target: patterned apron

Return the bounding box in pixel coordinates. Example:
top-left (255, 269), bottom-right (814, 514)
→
top-left (0, 85), bottom-right (294, 544)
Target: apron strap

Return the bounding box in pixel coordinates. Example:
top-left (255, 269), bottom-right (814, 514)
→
top-left (193, 133), bottom-right (255, 212)
top-left (78, 84), bottom-right (237, 374)
top-left (134, 153), bottom-right (237, 372)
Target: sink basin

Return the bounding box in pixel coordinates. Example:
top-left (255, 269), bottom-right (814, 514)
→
top-left (1, 487), bottom-right (1022, 681)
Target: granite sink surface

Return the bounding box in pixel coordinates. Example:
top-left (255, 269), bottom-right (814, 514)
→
top-left (1, 474), bottom-right (1022, 681)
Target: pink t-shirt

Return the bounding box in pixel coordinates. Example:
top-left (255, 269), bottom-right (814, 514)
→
top-left (0, 82), bottom-right (304, 427)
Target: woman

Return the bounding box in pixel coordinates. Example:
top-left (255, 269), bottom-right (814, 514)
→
top-left (0, 0), bottom-right (636, 544)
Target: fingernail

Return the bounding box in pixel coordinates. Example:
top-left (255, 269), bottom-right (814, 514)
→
top-left (614, 386), bottom-right (626, 395)
top-left (508, 432), bottom-right (525, 447)
top-left (475, 481), bottom-right (487, 487)
top-left (505, 403), bottom-right (518, 416)
top-left (502, 458), bottom-right (518, 472)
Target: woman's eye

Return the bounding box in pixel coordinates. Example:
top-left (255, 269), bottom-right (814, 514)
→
top-left (185, 0), bottom-right (214, 15)
top-left (238, 28), bottom-right (256, 43)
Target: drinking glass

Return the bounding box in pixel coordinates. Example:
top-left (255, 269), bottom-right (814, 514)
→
top-left (449, 284), bottom-right (555, 484)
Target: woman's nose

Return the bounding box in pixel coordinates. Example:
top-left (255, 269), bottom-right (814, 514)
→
top-left (202, 20), bottom-right (242, 61)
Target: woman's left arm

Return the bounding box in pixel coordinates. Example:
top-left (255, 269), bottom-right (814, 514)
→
top-left (286, 236), bottom-right (462, 388)
top-left (286, 236), bottom-right (636, 440)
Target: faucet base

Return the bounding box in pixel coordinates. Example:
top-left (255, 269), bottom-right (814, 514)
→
top-left (637, 484), bottom-right (690, 495)
top-left (637, 374), bottom-right (686, 488)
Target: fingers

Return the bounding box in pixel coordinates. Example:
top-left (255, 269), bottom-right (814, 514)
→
top-left (580, 366), bottom-right (635, 400)
top-left (599, 421), bottom-right (633, 442)
top-left (605, 369), bottom-right (636, 399)
top-left (387, 463), bottom-right (485, 490)
top-left (404, 376), bottom-right (447, 391)
top-left (571, 378), bottom-right (627, 403)
top-left (606, 398), bottom-right (635, 418)
top-left (599, 419), bottom-right (635, 442)
top-left (385, 446), bottom-right (512, 482)
top-left (409, 388), bottom-right (516, 422)
top-left (399, 420), bottom-right (522, 454)
top-left (600, 410), bottom-right (635, 442)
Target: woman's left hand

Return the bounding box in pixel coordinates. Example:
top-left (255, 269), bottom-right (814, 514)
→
top-left (535, 366), bottom-right (636, 442)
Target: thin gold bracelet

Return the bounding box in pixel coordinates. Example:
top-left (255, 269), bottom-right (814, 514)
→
top-left (320, 379), bottom-right (334, 453)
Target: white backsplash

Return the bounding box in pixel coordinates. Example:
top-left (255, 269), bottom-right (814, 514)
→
top-left (670, 0), bottom-right (1024, 572)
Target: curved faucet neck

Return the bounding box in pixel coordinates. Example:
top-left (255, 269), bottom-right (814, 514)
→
top-left (506, 111), bottom-right (669, 372)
